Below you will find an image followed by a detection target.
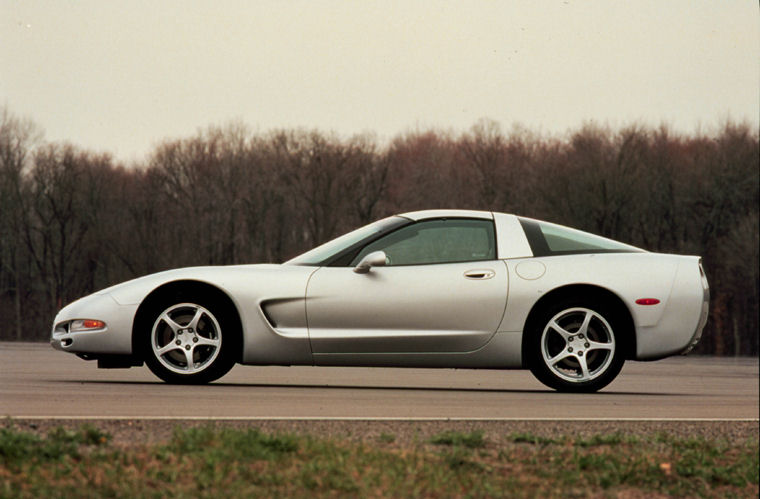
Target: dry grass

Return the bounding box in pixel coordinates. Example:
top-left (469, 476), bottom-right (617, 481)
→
top-left (1, 424), bottom-right (757, 498)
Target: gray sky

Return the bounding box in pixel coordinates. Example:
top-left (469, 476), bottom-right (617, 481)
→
top-left (2, 0), bottom-right (758, 163)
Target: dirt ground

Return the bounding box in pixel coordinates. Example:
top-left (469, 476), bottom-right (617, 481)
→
top-left (4, 418), bottom-right (757, 447)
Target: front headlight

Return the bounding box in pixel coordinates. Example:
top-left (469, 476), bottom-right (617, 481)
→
top-left (69, 319), bottom-right (107, 332)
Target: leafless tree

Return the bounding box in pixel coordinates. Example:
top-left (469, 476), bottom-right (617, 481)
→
top-left (1, 107), bottom-right (757, 356)
top-left (0, 108), bottom-right (42, 339)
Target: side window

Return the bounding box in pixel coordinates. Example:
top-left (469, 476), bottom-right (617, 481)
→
top-left (350, 219), bottom-right (496, 266)
top-left (518, 217), bottom-right (643, 256)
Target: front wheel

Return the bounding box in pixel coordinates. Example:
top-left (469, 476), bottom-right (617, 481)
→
top-left (527, 302), bottom-right (625, 392)
top-left (143, 300), bottom-right (237, 384)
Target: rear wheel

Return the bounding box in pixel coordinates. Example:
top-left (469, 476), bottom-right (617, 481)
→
top-left (527, 301), bottom-right (625, 392)
top-left (143, 299), bottom-right (237, 384)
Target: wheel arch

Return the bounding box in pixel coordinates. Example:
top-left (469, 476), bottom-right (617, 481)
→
top-left (521, 284), bottom-right (636, 366)
top-left (131, 279), bottom-right (244, 362)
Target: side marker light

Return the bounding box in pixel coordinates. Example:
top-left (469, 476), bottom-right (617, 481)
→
top-left (635, 298), bottom-right (660, 306)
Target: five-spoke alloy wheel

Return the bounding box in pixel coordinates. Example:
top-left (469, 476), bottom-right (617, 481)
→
top-left (528, 300), bottom-right (626, 392)
top-left (143, 298), bottom-right (237, 384)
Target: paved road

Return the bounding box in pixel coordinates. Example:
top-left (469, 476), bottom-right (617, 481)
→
top-left (2, 342), bottom-right (757, 420)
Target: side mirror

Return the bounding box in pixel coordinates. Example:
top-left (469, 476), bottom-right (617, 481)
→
top-left (353, 251), bottom-right (387, 274)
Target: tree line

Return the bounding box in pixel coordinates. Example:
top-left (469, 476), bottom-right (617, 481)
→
top-left (1, 107), bottom-right (757, 355)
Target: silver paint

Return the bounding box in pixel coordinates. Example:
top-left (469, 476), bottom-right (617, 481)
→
top-left (50, 209), bottom-right (708, 384)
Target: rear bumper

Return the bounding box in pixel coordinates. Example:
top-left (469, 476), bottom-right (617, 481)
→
top-left (680, 260), bottom-right (709, 355)
top-left (635, 257), bottom-right (708, 360)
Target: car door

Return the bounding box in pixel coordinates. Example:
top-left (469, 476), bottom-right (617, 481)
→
top-left (305, 218), bottom-right (508, 354)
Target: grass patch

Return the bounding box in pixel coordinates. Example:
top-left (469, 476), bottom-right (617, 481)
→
top-left (0, 425), bottom-right (757, 498)
top-left (574, 431), bottom-right (634, 447)
top-left (508, 432), bottom-right (561, 446)
top-left (429, 429), bottom-right (486, 448)
top-left (168, 426), bottom-right (298, 460)
top-left (0, 424), bottom-right (109, 469)
top-left (377, 432), bottom-right (396, 443)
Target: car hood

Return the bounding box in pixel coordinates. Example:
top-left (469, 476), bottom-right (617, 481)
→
top-left (91, 263), bottom-right (284, 306)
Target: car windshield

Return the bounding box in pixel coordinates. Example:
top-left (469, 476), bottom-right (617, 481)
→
top-left (285, 216), bottom-right (407, 266)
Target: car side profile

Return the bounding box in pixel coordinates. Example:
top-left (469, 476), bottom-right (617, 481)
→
top-left (51, 210), bottom-right (709, 392)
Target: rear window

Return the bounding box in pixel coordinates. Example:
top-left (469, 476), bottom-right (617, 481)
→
top-left (519, 218), bottom-right (643, 256)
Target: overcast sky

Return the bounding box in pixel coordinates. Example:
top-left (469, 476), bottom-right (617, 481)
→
top-left (2, 0), bottom-right (758, 163)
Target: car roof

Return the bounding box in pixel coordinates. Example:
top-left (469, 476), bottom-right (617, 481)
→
top-left (398, 209), bottom-right (498, 221)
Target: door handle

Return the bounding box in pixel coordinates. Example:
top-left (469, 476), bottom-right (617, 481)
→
top-left (464, 269), bottom-right (495, 280)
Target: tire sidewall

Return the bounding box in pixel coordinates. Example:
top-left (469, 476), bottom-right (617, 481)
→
top-left (142, 296), bottom-right (238, 384)
top-left (527, 297), bottom-right (626, 393)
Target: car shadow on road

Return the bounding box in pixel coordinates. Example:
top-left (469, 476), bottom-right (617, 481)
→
top-left (53, 379), bottom-right (683, 396)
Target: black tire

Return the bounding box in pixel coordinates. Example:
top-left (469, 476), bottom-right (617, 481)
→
top-left (142, 297), bottom-right (238, 384)
top-left (526, 298), bottom-right (626, 392)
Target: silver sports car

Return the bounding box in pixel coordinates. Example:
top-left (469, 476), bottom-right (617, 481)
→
top-left (51, 210), bottom-right (709, 392)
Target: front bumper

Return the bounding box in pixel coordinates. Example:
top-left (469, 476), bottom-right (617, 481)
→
top-left (51, 293), bottom-right (136, 355)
